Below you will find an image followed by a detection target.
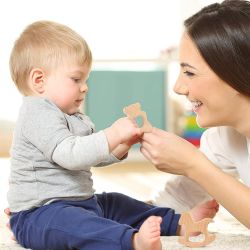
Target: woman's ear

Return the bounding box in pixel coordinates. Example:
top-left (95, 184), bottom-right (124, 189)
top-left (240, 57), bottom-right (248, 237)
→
top-left (29, 68), bottom-right (45, 94)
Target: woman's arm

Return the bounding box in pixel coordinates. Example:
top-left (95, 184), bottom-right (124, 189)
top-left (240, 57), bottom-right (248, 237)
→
top-left (189, 154), bottom-right (250, 229)
top-left (141, 127), bottom-right (250, 229)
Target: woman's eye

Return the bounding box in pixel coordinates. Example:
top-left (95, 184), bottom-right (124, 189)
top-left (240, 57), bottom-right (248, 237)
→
top-left (183, 71), bottom-right (194, 77)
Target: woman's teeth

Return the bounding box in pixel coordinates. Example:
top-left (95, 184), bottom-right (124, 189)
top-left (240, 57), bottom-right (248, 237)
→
top-left (192, 101), bottom-right (202, 109)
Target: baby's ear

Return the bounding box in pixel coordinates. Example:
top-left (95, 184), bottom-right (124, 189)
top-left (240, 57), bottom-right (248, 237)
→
top-left (29, 68), bottom-right (45, 94)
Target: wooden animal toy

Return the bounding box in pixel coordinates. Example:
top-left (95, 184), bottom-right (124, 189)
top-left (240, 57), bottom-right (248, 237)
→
top-left (178, 212), bottom-right (215, 248)
top-left (123, 102), bottom-right (153, 133)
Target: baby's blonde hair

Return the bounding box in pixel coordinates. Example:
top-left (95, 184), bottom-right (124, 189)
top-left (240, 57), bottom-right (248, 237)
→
top-left (9, 20), bottom-right (92, 95)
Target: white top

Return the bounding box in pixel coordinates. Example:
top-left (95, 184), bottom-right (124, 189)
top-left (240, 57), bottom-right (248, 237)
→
top-left (154, 126), bottom-right (250, 212)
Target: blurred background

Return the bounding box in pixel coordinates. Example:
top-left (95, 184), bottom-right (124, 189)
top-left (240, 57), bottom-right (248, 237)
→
top-left (0, 0), bottom-right (221, 157)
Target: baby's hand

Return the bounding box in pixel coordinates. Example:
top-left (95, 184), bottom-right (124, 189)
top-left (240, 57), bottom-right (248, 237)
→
top-left (104, 117), bottom-right (142, 152)
top-left (4, 208), bottom-right (16, 241)
top-left (111, 117), bottom-right (142, 143)
top-left (123, 134), bottom-right (142, 147)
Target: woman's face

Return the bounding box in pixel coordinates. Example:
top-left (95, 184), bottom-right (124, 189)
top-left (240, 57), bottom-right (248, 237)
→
top-left (174, 32), bottom-right (241, 128)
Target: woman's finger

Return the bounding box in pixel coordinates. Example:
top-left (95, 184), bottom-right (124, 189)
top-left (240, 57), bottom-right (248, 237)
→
top-left (141, 132), bottom-right (153, 142)
top-left (152, 127), bottom-right (167, 135)
top-left (140, 146), bottom-right (152, 162)
top-left (142, 131), bottom-right (160, 144)
top-left (140, 140), bottom-right (152, 151)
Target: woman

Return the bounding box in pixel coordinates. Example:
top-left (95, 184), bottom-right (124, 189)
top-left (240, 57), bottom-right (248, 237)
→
top-left (141, 0), bottom-right (250, 229)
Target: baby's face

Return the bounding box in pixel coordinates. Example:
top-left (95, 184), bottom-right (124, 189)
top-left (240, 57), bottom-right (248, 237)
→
top-left (42, 62), bottom-right (90, 114)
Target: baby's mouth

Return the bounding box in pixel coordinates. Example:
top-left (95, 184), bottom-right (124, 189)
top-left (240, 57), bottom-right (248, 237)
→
top-left (75, 99), bottom-right (83, 105)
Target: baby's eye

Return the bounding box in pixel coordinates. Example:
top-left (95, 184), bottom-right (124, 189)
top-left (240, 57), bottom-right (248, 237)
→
top-left (72, 78), bottom-right (81, 83)
top-left (183, 71), bottom-right (195, 77)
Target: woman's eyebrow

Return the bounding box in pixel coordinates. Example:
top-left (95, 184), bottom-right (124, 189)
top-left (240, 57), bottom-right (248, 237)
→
top-left (180, 62), bottom-right (197, 69)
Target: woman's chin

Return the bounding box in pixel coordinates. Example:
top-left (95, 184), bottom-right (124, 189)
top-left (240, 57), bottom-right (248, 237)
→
top-left (196, 116), bottom-right (210, 128)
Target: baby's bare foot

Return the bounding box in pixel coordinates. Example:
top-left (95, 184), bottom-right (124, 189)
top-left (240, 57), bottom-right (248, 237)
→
top-left (178, 199), bottom-right (219, 236)
top-left (133, 216), bottom-right (162, 250)
top-left (190, 199), bottom-right (219, 222)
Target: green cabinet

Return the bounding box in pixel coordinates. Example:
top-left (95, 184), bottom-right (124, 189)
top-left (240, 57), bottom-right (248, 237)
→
top-left (85, 69), bottom-right (167, 132)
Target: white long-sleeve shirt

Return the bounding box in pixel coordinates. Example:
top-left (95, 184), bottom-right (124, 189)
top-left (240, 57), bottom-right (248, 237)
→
top-left (153, 126), bottom-right (248, 213)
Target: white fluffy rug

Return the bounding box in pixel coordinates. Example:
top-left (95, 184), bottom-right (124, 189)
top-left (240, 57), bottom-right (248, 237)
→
top-left (161, 207), bottom-right (250, 249)
top-left (1, 207), bottom-right (250, 250)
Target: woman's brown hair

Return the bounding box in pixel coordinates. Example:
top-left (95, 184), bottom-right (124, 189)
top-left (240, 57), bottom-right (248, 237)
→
top-left (184, 0), bottom-right (250, 95)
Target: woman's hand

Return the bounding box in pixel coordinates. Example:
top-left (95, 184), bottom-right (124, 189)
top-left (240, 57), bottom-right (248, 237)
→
top-left (140, 127), bottom-right (203, 176)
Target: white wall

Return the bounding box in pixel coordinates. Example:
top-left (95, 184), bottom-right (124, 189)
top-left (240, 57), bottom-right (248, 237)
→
top-left (0, 0), bottom-right (220, 121)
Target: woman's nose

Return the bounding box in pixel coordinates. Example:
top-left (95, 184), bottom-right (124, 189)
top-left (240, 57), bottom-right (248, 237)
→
top-left (173, 77), bottom-right (188, 95)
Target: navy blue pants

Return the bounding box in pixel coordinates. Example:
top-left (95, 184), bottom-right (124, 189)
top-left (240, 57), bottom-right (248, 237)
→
top-left (10, 192), bottom-right (180, 250)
